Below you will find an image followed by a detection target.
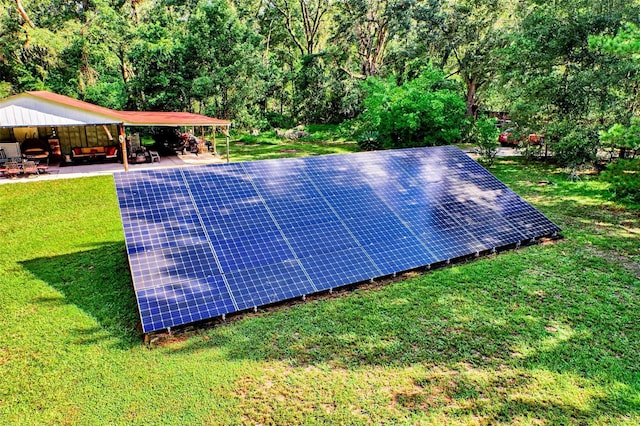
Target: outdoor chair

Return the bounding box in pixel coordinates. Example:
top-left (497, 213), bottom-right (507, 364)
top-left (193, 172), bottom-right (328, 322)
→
top-left (36, 162), bottom-right (49, 174)
top-left (22, 160), bottom-right (38, 176)
top-left (149, 150), bottom-right (160, 163)
top-left (4, 161), bottom-right (20, 178)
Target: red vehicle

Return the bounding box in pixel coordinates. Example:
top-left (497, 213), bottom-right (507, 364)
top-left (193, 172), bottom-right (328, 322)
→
top-left (498, 128), bottom-right (518, 146)
top-left (498, 128), bottom-right (544, 147)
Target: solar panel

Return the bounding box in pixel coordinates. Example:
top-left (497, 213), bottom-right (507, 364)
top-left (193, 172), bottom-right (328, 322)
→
top-left (115, 146), bottom-right (561, 333)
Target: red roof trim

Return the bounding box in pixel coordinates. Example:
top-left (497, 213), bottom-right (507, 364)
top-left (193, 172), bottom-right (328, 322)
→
top-left (24, 91), bottom-right (231, 126)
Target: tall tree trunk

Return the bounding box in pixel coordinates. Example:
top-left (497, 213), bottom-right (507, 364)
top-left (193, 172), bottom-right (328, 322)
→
top-left (466, 79), bottom-right (478, 117)
top-left (15, 0), bottom-right (35, 28)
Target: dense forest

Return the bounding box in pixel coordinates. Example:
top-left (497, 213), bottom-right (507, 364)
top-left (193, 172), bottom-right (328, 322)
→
top-left (1, 1), bottom-right (640, 173)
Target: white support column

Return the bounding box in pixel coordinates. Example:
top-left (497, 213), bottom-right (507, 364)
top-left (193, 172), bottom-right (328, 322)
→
top-left (212, 127), bottom-right (217, 155)
top-left (118, 124), bottom-right (129, 172)
top-left (225, 125), bottom-right (230, 163)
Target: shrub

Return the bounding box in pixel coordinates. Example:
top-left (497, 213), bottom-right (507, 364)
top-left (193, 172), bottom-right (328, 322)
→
top-left (601, 159), bottom-right (640, 202)
top-left (265, 112), bottom-right (296, 131)
top-left (600, 118), bottom-right (640, 159)
top-left (550, 126), bottom-right (599, 168)
top-left (358, 67), bottom-right (468, 148)
top-left (357, 131), bottom-right (383, 151)
top-left (470, 117), bottom-right (499, 166)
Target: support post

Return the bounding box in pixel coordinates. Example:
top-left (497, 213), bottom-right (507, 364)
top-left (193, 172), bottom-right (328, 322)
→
top-left (212, 127), bottom-right (217, 154)
top-left (225, 125), bottom-right (230, 163)
top-left (118, 124), bottom-right (129, 172)
top-left (201, 126), bottom-right (205, 153)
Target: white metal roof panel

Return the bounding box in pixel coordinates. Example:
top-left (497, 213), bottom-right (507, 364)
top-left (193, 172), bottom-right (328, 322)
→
top-left (0, 93), bottom-right (122, 127)
top-left (0, 105), bottom-right (90, 127)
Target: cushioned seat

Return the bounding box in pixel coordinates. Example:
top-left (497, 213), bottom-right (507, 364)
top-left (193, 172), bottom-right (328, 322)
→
top-left (21, 139), bottom-right (50, 164)
top-left (22, 148), bottom-right (49, 161)
top-left (71, 146), bottom-right (118, 163)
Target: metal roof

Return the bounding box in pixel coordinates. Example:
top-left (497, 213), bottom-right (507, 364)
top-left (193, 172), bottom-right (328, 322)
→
top-left (0, 91), bottom-right (231, 128)
top-left (119, 111), bottom-right (231, 126)
top-left (0, 105), bottom-right (91, 127)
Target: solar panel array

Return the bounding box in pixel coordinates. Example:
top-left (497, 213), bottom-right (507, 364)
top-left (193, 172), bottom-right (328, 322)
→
top-left (115, 146), bottom-right (561, 333)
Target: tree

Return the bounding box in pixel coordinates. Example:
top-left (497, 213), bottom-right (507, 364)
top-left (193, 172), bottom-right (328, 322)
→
top-left (127, 3), bottom-right (190, 111)
top-left (497, 0), bottom-right (640, 166)
top-left (267, 0), bottom-right (332, 56)
top-left (330, 0), bottom-right (415, 79)
top-left (429, 0), bottom-right (506, 116)
top-left (184, 0), bottom-right (265, 126)
top-left (358, 66), bottom-right (468, 148)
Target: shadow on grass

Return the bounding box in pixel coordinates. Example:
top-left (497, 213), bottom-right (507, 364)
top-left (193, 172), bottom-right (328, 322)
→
top-left (393, 371), bottom-right (632, 423)
top-left (162, 243), bottom-right (639, 421)
top-left (21, 242), bottom-right (141, 349)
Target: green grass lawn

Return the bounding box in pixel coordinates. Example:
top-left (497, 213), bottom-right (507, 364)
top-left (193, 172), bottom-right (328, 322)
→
top-left (0, 151), bottom-right (638, 425)
top-left (227, 126), bottom-right (358, 162)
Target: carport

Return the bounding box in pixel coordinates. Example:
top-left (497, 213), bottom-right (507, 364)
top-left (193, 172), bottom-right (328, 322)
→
top-left (0, 91), bottom-right (232, 171)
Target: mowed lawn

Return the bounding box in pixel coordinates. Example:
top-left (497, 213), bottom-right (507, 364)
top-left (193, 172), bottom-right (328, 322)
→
top-left (0, 149), bottom-right (639, 425)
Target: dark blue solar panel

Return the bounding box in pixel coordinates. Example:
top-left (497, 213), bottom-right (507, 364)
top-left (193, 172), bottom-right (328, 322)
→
top-left (299, 246), bottom-right (380, 290)
top-left (115, 146), bottom-right (561, 333)
top-left (226, 261), bottom-right (316, 310)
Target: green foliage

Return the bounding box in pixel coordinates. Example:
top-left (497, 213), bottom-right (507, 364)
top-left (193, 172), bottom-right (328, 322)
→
top-left (550, 124), bottom-right (599, 168)
top-left (470, 116), bottom-right (499, 165)
top-left (594, 23), bottom-right (640, 162)
top-left (600, 118), bottom-right (640, 158)
top-left (601, 159), bottom-right (640, 202)
top-left (357, 130), bottom-right (382, 151)
top-left (1, 0), bottom-right (639, 148)
top-left (497, 1), bottom-right (640, 167)
top-left (359, 67), bottom-right (468, 148)
top-left (590, 22), bottom-right (640, 57)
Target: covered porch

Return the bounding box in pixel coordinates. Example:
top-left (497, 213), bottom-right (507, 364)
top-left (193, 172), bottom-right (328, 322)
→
top-left (0, 91), bottom-right (231, 174)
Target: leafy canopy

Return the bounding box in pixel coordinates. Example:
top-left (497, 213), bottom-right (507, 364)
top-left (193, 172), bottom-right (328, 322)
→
top-left (359, 66), bottom-right (468, 148)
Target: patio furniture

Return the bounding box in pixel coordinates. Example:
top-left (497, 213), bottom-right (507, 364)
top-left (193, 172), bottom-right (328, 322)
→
top-left (4, 161), bottom-right (20, 178)
top-left (22, 160), bottom-right (38, 176)
top-left (149, 150), bottom-right (160, 163)
top-left (21, 138), bottom-right (51, 163)
top-left (36, 162), bottom-right (49, 174)
top-left (70, 146), bottom-right (118, 163)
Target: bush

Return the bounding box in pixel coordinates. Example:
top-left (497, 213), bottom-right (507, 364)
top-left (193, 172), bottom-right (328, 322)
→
top-left (601, 159), bottom-right (640, 202)
top-left (550, 126), bottom-right (599, 168)
top-left (470, 117), bottom-right (499, 166)
top-left (265, 112), bottom-right (296, 130)
top-left (358, 67), bottom-right (468, 148)
top-left (600, 118), bottom-right (640, 159)
top-left (357, 131), bottom-right (383, 151)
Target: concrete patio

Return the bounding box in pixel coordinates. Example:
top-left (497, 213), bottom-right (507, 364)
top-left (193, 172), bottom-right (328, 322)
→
top-left (0, 151), bottom-right (227, 184)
